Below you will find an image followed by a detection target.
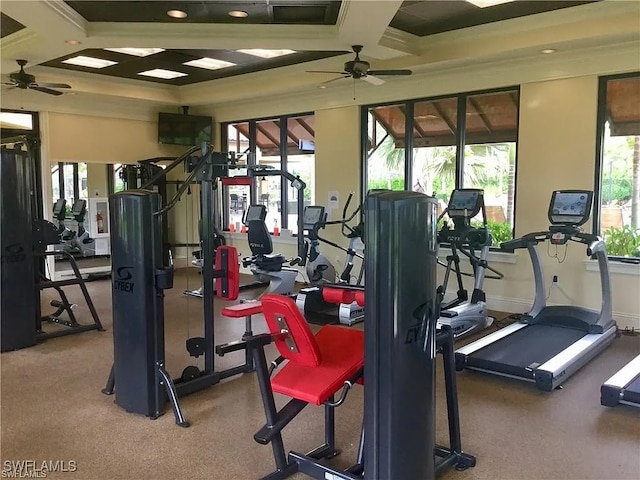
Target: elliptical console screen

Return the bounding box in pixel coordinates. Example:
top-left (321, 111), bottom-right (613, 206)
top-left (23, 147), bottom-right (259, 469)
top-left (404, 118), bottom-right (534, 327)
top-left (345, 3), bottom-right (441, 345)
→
top-left (303, 206), bottom-right (325, 229)
top-left (548, 190), bottom-right (592, 226)
top-left (447, 189), bottom-right (483, 218)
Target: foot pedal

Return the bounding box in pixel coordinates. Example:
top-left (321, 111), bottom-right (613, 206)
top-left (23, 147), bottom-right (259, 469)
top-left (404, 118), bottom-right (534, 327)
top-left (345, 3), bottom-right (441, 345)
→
top-left (186, 337), bottom-right (206, 357)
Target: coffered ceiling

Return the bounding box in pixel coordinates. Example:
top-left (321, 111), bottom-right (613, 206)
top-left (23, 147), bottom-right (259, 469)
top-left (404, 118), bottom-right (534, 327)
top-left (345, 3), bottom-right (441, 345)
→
top-left (0, 0), bottom-right (637, 110)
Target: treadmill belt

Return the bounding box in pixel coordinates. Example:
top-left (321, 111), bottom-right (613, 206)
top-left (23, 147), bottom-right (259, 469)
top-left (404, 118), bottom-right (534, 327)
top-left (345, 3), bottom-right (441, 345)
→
top-left (470, 324), bottom-right (587, 371)
top-left (623, 375), bottom-right (640, 405)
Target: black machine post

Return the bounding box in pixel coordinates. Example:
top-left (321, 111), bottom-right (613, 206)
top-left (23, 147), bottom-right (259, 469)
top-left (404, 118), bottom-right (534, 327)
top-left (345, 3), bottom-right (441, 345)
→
top-left (1, 138), bottom-right (38, 351)
top-left (364, 190), bottom-right (438, 478)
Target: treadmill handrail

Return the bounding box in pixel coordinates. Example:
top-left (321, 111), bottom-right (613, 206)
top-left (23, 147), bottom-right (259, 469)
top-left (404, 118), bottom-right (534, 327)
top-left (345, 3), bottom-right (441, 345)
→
top-left (503, 228), bottom-right (613, 331)
top-left (500, 231), bottom-right (549, 252)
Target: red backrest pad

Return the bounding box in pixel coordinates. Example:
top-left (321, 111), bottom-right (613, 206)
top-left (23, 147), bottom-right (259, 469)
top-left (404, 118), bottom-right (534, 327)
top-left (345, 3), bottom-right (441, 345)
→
top-left (322, 287), bottom-right (356, 305)
top-left (215, 246), bottom-right (239, 301)
top-left (261, 294), bottom-right (321, 367)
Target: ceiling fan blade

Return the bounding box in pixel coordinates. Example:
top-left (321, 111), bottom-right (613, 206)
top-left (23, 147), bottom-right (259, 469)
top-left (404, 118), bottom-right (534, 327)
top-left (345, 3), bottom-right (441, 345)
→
top-left (28, 85), bottom-right (64, 96)
top-left (362, 75), bottom-right (385, 86)
top-left (2, 81), bottom-right (19, 87)
top-left (307, 70), bottom-right (347, 74)
top-left (368, 69), bottom-right (412, 76)
top-left (31, 82), bottom-right (71, 89)
top-left (321, 76), bottom-right (348, 86)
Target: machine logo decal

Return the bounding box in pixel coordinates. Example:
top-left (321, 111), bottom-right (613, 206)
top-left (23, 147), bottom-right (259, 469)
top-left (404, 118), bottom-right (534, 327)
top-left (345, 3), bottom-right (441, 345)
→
top-left (1, 243), bottom-right (26, 264)
top-left (114, 266), bottom-right (135, 292)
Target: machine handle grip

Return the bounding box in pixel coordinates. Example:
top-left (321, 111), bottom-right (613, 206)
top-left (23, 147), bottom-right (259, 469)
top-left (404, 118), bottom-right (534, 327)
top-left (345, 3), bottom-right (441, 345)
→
top-left (339, 264), bottom-right (353, 282)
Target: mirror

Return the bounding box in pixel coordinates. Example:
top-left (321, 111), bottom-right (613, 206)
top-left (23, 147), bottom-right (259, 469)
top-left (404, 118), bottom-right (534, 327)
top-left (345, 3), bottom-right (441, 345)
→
top-left (49, 161), bottom-right (114, 280)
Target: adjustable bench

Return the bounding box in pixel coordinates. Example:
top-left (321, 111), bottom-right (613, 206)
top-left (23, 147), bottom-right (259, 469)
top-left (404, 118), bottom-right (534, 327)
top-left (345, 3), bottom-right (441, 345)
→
top-left (244, 294), bottom-right (365, 480)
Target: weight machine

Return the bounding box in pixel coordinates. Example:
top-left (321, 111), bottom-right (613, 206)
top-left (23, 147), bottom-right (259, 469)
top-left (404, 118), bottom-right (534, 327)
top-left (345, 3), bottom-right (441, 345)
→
top-left (102, 146), bottom-right (284, 427)
top-left (1, 135), bottom-right (103, 352)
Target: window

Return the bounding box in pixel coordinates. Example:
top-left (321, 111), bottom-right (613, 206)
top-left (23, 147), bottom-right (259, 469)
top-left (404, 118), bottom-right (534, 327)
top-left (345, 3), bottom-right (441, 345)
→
top-left (51, 162), bottom-right (87, 209)
top-left (364, 87), bottom-right (519, 245)
top-left (595, 73), bottom-right (640, 260)
top-left (222, 113), bottom-right (315, 232)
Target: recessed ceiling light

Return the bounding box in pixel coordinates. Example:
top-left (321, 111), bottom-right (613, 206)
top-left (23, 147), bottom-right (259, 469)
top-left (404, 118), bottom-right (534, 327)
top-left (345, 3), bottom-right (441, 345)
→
top-left (65, 39), bottom-right (81, 45)
top-left (318, 85), bottom-right (327, 89)
top-left (466, 0), bottom-right (514, 8)
top-left (540, 48), bottom-right (557, 54)
top-left (167, 9), bottom-right (187, 19)
top-left (237, 49), bottom-right (296, 58)
top-left (183, 57), bottom-right (236, 70)
top-left (62, 55), bottom-right (117, 69)
top-left (104, 48), bottom-right (165, 57)
top-left (228, 10), bottom-right (249, 18)
top-left (138, 69), bottom-right (188, 79)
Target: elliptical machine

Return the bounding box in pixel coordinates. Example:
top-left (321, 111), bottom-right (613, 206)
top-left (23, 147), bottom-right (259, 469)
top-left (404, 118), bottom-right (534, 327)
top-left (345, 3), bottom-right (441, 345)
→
top-left (436, 189), bottom-right (503, 340)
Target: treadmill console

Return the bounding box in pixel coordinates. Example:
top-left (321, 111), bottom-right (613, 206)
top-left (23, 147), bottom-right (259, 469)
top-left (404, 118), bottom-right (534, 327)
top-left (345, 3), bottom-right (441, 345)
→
top-left (244, 204), bottom-right (267, 225)
top-left (302, 206), bottom-right (326, 230)
top-left (447, 189), bottom-right (483, 219)
top-left (548, 190), bottom-right (592, 226)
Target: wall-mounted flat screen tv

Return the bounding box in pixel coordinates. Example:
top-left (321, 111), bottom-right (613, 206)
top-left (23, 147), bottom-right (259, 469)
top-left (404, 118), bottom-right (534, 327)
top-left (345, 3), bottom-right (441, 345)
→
top-left (158, 112), bottom-right (212, 146)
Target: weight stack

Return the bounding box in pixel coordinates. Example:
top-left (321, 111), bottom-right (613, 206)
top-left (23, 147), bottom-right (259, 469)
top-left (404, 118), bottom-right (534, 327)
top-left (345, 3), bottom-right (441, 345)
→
top-left (364, 190), bottom-right (439, 480)
top-left (110, 190), bottom-right (166, 418)
top-left (1, 148), bottom-right (37, 351)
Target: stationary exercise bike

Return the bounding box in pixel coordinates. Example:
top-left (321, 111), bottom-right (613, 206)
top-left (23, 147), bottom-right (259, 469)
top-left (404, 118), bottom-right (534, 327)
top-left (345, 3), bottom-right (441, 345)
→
top-left (296, 195), bottom-right (365, 326)
top-left (436, 189), bottom-right (503, 340)
top-left (242, 204), bottom-right (300, 297)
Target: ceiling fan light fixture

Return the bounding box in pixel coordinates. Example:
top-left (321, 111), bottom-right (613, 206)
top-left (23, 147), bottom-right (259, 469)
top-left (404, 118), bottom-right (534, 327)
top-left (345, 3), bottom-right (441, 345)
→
top-left (167, 9), bottom-right (188, 19)
top-left (229, 10), bottom-right (249, 18)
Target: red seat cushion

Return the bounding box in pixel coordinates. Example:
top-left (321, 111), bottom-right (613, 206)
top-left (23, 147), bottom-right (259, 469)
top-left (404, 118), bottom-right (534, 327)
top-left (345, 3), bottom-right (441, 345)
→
top-left (271, 325), bottom-right (364, 405)
top-left (322, 287), bottom-right (356, 305)
top-left (355, 291), bottom-right (365, 307)
top-left (221, 301), bottom-right (262, 318)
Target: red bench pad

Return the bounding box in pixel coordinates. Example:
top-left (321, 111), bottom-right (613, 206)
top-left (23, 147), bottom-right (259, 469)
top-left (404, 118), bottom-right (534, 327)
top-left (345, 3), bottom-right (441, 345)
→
top-left (271, 325), bottom-right (364, 405)
top-left (355, 291), bottom-right (365, 307)
top-left (322, 287), bottom-right (356, 305)
top-left (221, 301), bottom-right (263, 318)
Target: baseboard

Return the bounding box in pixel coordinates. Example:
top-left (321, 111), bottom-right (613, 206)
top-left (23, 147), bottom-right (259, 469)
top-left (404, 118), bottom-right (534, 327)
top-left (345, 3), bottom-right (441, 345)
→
top-left (484, 293), bottom-right (639, 330)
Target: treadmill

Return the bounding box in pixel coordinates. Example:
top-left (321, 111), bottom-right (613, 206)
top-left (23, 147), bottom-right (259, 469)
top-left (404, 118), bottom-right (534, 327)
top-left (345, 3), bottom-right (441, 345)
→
top-left (455, 190), bottom-right (617, 392)
top-left (601, 355), bottom-right (640, 408)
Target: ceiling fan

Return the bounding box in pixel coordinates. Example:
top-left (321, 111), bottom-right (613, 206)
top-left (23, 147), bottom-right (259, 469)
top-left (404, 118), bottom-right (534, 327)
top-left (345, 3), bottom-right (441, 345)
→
top-left (3, 59), bottom-right (72, 96)
top-left (308, 45), bottom-right (412, 86)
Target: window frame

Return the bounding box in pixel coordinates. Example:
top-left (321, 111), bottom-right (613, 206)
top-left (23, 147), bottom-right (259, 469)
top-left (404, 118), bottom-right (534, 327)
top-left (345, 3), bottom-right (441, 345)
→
top-left (361, 86), bottom-right (521, 247)
top-left (593, 71), bottom-right (640, 263)
top-left (221, 111), bottom-right (315, 231)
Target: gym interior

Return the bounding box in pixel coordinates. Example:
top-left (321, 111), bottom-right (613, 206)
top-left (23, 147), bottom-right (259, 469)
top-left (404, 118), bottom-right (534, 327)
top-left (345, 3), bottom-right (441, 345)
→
top-left (1, 1), bottom-right (639, 479)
